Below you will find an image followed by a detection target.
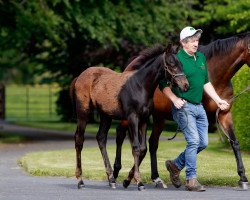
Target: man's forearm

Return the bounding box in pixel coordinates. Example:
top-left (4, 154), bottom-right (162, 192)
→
top-left (162, 87), bottom-right (178, 102)
top-left (203, 82), bottom-right (221, 104)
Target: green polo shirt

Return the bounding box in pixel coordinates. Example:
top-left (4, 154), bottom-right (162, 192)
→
top-left (159, 49), bottom-right (209, 104)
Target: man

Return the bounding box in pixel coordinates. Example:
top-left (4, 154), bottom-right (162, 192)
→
top-left (159, 26), bottom-right (229, 192)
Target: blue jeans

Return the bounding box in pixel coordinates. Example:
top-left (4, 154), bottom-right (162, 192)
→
top-left (172, 102), bottom-right (208, 180)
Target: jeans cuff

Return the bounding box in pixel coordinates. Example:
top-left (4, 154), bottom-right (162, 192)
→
top-left (186, 175), bottom-right (197, 181)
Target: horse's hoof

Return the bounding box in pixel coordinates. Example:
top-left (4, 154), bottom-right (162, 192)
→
top-left (138, 182), bottom-right (145, 191)
top-left (153, 178), bottom-right (167, 189)
top-left (154, 180), bottom-right (167, 189)
top-left (77, 180), bottom-right (85, 189)
top-left (239, 181), bottom-right (248, 190)
top-left (109, 182), bottom-right (116, 189)
top-left (123, 180), bottom-right (130, 188)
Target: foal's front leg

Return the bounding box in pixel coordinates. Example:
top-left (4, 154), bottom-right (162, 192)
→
top-left (96, 114), bottom-right (116, 188)
top-left (148, 116), bottom-right (167, 188)
top-left (219, 111), bottom-right (248, 189)
top-left (123, 116), bottom-right (146, 191)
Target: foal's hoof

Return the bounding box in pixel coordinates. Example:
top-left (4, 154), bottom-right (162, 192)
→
top-left (109, 182), bottom-right (116, 189)
top-left (154, 178), bottom-right (168, 189)
top-left (123, 180), bottom-right (130, 188)
top-left (239, 181), bottom-right (248, 190)
top-left (138, 182), bottom-right (145, 191)
top-left (77, 180), bottom-right (85, 189)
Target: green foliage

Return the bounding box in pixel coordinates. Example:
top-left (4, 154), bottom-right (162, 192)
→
top-left (0, 0), bottom-right (194, 83)
top-left (232, 66), bottom-right (250, 150)
top-left (193, 0), bottom-right (250, 34)
top-left (2, 0), bottom-right (248, 121)
top-left (1, 0), bottom-right (198, 120)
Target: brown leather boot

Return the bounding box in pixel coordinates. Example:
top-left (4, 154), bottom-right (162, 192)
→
top-left (185, 179), bottom-right (206, 192)
top-left (165, 160), bottom-right (181, 188)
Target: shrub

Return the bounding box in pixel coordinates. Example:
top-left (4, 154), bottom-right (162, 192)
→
top-left (231, 65), bottom-right (250, 150)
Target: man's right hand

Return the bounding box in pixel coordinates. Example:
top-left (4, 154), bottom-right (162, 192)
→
top-left (162, 87), bottom-right (187, 109)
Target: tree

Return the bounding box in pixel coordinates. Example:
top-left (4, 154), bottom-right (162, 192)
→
top-left (193, 0), bottom-right (250, 42)
top-left (0, 0), bottom-right (196, 120)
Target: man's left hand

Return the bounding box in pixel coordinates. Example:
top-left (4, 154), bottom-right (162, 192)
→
top-left (217, 99), bottom-right (230, 110)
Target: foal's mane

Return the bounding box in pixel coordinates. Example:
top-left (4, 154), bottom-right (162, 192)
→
top-left (199, 32), bottom-right (250, 59)
top-left (127, 44), bottom-right (165, 70)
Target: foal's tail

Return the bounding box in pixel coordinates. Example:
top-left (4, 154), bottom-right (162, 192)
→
top-left (70, 77), bottom-right (78, 119)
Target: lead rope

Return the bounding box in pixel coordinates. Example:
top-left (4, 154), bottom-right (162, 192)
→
top-left (216, 85), bottom-right (250, 143)
top-left (168, 85), bottom-right (250, 141)
top-left (167, 108), bottom-right (188, 140)
top-left (167, 96), bottom-right (188, 140)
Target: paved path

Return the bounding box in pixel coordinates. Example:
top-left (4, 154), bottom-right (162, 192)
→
top-left (0, 120), bottom-right (249, 200)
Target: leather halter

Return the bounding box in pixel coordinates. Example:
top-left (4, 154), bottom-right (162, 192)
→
top-left (162, 52), bottom-right (186, 83)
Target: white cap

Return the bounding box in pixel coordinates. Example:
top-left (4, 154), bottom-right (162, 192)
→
top-left (180, 26), bottom-right (202, 41)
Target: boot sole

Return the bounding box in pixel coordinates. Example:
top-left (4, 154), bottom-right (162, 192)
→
top-left (185, 186), bottom-right (206, 192)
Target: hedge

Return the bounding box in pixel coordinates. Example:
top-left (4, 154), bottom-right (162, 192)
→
top-left (231, 65), bottom-right (250, 151)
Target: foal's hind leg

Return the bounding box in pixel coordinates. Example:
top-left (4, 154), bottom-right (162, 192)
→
top-left (219, 111), bottom-right (248, 189)
top-left (113, 121), bottom-right (128, 179)
top-left (96, 114), bottom-right (116, 188)
top-left (75, 114), bottom-right (88, 189)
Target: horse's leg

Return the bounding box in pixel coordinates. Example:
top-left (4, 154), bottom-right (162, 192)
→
top-left (75, 112), bottom-right (88, 189)
top-left (148, 116), bottom-right (167, 188)
top-left (113, 121), bottom-right (128, 179)
top-left (219, 111), bottom-right (248, 189)
top-left (96, 114), bottom-right (116, 188)
top-left (123, 120), bottom-right (147, 191)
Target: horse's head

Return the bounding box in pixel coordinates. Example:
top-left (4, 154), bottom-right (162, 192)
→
top-left (163, 44), bottom-right (189, 92)
top-left (238, 33), bottom-right (250, 67)
top-left (245, 41), bottom-right (250, 67)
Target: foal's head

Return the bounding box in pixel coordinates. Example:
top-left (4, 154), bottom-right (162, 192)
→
top-left (163, 44), bottom-right (189, 92)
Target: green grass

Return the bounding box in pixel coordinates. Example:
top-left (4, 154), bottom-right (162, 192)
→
top-left (0, 132), bottom-right (27, 143)
top-left (10, 119), bottom-right (191, 139)
top-left (18, 135), bottom-right (250, 187)
top-left (6, 84), bottom-right (60, 121)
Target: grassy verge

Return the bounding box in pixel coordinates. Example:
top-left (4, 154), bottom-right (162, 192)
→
top-left (18, 135), bottom-right (249, 187)
top-left (0, 132), bottom-right (27, 143)
top-left (10, 120), bottom-right (205, 140)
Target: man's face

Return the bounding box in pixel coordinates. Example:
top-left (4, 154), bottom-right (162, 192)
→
top-left (181, 37), bottom-right (199, 55)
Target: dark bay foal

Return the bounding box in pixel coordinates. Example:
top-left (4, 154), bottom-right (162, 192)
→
top-left (70, 44), bottom-right (189, 190)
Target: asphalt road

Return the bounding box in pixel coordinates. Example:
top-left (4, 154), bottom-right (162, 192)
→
top-left (0, 120), bottom-right (249, 200)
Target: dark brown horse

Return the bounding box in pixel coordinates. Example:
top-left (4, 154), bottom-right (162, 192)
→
top-left (70, 44), bottom-right (189, 190)
top-left (114, 33), bottom-right (250, 189)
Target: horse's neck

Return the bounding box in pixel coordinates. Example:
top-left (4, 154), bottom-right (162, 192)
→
top-left (136, 58), bottom-right (163, 94)
top-left (207, 48), bottom-right (244, 87)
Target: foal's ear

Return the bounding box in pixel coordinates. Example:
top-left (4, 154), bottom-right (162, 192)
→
top-left (165, 43), bottom-right (173, 53)
top-left (166, 43), bottom-right (179, 54)
top-left (172, 44), bottom-right (181, 54)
